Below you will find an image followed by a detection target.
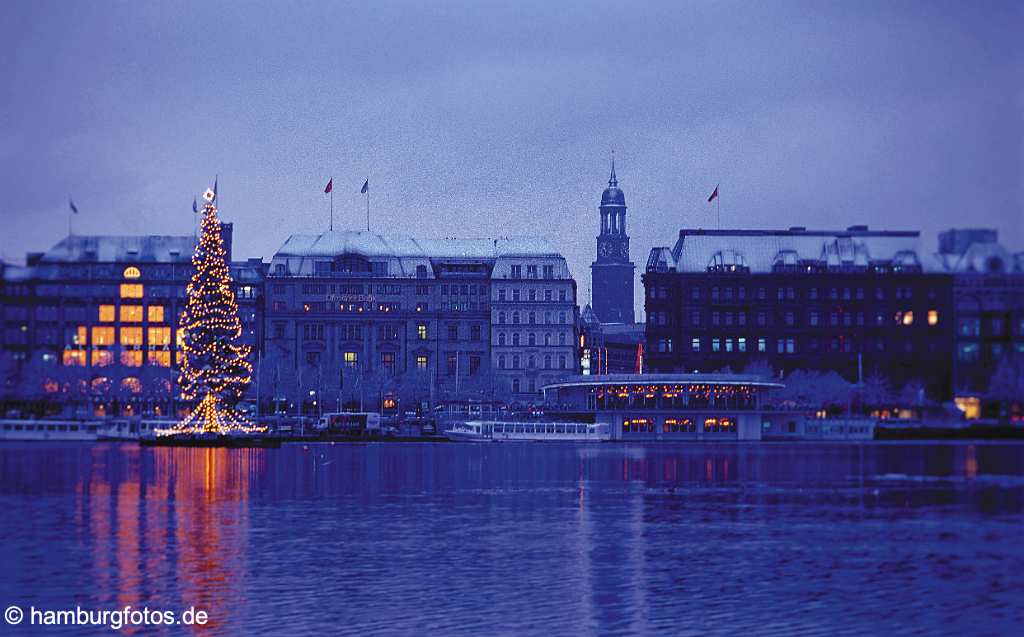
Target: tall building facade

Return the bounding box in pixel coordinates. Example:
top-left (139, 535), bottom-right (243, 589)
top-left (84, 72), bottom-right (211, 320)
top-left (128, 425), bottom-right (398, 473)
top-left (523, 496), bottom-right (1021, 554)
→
top-left (590, 162), bottom-right (635, 324)
top-left (937, 228), bottom-right (1024, 417)
top-left (642, 227), bottom-right (955, 399)
top-left (490, 246), bottom-right (578, 399)
top-left (263, 231), bottom-right (577, 413)
top-left (0, 230), bottom-right (265, 418)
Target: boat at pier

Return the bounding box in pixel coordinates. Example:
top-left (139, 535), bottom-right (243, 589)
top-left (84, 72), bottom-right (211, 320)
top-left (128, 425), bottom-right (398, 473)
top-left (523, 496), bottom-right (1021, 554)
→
top-left (446, 420), bottom-right (610, 442)
top-left (1, 419), bottom-right (116, 442)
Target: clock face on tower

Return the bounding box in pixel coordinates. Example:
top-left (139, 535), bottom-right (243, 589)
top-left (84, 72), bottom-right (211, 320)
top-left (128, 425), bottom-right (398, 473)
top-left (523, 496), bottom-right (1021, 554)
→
top-left (599, 242), bottom-right (613, 257)
top-left (619, 242), bottom-right (629, 260)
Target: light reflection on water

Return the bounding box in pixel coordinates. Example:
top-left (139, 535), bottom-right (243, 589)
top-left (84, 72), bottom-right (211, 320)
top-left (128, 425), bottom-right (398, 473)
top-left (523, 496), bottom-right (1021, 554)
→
top-left (1, 442), bottom-right (1022, 635)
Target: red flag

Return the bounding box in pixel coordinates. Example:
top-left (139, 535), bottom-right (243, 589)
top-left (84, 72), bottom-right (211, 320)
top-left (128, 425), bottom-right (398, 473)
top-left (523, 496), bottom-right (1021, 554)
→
top-left (324, 178), bottom-right (333, 194)
top-left (707, 185), bottom-right (718, 203)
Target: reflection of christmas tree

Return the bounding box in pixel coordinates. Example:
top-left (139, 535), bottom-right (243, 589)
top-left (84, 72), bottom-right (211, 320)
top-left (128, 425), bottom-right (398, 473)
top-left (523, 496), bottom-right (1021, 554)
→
top-left (161, 187), bottom-right (260, 435)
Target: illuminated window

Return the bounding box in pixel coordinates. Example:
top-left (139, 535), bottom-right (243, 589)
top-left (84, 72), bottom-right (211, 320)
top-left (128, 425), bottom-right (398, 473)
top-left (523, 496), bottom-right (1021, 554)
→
top-left (148, 305), bottom-right (165, 322)
top-left (954, 396), bottom-right (980, 420)
top-left (120, 377), bottom-right (142, 394)
top-left (120, 350), bottom-right (143, 367)
top-left (704, 417), bottom-right (719, 433)
top-left (416, 355), bottom-right (429, 370)
top-left (147, 350), bottom-right (171, 367)
top-left (63, 350), bottom-right (87, 366)
top-left (176, 329), bottom-right (186, 347)
top-left (623, 417), bottom-right (652, 433)
top-left (663, 418), bottom-right (694, 433)
top-left (123, 266), bottom-right (141, 279)
top-left (91, 326), bottom-right (115, 346)
top-left (901, 311), bottom-right (914, 326)
top-left (91, 350), bottom-right (113, 367)
top-left (98, 305), bottom-right (116, 322)
top-left (148, 327), bottom-right (171, 346)
top-left (344, 351), bottom-right (358, 368)
top-left (120, 327), bottom-right (143, 346)
top-left (72, 326), bottom-right (88, 346)
top-left (120, 305), bottom-right (143, 322)
top-left (927, 310), bottom-right (939, 326)
top-left (417, 323), bottom-right (428, 340)
top-left (120, 283), bottom-right (144, 298)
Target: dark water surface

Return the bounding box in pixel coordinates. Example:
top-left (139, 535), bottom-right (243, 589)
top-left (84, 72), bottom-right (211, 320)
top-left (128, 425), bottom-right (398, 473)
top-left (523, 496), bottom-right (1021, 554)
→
top-left (1, 442), bottom-right (1023, 635)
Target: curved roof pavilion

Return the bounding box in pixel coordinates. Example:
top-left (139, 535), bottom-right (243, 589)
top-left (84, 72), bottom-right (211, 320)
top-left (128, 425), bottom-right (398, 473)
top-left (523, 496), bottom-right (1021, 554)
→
top-left (542, 373), bottom-right (784, 393)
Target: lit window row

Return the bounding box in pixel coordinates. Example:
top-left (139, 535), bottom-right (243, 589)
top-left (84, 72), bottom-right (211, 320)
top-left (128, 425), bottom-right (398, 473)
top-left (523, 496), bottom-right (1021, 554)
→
top-left (61, 350), bottom-right (173, 368)
top-left (98, 305), bottom-right (164, 323)
top-left (76, 326), bottom-right (174, 346)
top-left (622, 417), bottom-right (736, 433)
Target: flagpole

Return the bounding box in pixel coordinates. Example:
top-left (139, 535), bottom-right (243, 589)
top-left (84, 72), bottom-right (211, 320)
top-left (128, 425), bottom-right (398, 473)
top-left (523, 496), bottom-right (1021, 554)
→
top-left (717, 187), bottom-right (721, 230)
top-left (365, 177), bottom-right (370, 232)
top-left (330, 180), bottom-right (334, 232)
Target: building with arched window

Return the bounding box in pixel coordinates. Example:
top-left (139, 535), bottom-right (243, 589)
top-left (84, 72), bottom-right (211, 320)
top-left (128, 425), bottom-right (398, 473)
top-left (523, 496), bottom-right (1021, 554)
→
top-left (0, 229), bottom-right (264, 419)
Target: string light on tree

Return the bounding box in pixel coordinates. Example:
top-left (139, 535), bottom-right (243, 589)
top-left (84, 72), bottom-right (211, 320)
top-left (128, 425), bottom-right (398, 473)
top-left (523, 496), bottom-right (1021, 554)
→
top-left (156, 186), bottom-right (263, 436)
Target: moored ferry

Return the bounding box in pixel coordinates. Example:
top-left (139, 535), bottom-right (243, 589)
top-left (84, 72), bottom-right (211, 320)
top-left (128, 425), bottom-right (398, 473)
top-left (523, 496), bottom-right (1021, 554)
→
top-left (1, 419), bottom-right (113, 442)
top-left (0, 418), bottom-right (175, 442)
top-left (446, 420), bottom-right (610, 442)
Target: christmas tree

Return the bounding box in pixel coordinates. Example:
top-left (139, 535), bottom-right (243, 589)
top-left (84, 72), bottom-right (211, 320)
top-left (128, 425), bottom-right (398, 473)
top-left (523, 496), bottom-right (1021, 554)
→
top-left (162, 187), bottom-right (260, 435)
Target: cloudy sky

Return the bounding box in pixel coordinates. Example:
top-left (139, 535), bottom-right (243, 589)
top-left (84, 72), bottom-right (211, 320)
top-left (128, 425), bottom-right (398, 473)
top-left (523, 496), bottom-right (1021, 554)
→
top-left (1, 0), bottom-right (1021, 315)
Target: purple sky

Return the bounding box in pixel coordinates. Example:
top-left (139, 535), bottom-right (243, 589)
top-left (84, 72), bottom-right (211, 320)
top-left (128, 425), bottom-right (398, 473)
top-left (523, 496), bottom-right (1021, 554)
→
top-left (2, 0), bottom-right (1021, 314)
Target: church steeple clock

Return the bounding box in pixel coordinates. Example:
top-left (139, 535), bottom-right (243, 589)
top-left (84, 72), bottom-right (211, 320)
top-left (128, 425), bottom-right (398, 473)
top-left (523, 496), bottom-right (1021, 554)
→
top-left (590, 158), bottom-right (636, 324)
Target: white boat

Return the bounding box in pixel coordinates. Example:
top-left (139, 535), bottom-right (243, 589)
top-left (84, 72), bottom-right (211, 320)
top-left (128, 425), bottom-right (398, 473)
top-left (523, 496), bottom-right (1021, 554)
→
top-left (0, 418), bottom-right (179, 442)
top-left (0, 419), bottom-right (111, 442)
top-left (446, 420), bottom-right (610, 442)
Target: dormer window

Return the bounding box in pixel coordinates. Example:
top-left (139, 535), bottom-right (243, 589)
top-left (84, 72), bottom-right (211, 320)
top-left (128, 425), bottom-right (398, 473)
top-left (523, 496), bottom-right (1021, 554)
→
top-left (707, 250), bottom-right (749, 273)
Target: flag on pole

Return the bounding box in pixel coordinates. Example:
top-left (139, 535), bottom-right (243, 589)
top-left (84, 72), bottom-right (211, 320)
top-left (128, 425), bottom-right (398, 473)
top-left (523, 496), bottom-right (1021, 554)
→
top-left (192, 197), bottom-right (198, 213)
top-left (324, 178), bottom-right (333, 194)
top-left (213, 176), bottom-right (218, 200)
top-left (360, 179), bottom-right (368, 194)
top-left (707, 185), bottom-right (719, 203)
top-left (69, 198), bottom-right (79, 214)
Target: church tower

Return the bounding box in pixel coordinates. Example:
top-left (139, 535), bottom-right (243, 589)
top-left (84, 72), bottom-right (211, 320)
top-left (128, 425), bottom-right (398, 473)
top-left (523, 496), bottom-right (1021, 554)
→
top-left (590, 159), bottom-right (635, 324)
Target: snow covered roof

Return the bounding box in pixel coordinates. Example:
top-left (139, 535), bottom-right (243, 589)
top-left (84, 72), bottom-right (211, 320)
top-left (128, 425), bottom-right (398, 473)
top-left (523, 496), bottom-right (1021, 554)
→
top-left (650, 228), bottom-right (943, 274)
top-left (270, 230), bottom-right (571, 279)
top-left (936, 240), bottom-right (1024, 274)
top-left (2, 265), bottom-right (33, 282)
top-left (39, 234), bottom-right (197, 264)
top-left (274, 231), bottom-right (560, 259)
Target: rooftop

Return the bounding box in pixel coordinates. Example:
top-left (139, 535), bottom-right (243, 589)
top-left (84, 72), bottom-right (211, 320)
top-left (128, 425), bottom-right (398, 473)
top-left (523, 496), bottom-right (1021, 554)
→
top-left (648, 226), bottom-right (939, 274)
top-left (39, 234), bottom-right (198, 264)
top-left (274, 230), bottom-right (561, 260)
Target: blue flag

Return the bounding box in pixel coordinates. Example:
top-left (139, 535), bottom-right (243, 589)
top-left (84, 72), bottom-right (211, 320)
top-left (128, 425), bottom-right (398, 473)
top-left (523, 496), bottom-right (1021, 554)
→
top-left (360, 179), bottom-right (368, 194)
top-left (69, 198), bottom-right (78, 214)
top-left (213, 176), bottom-right (218, 200)
top-left (192, 197), bottom-right (198, 213)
